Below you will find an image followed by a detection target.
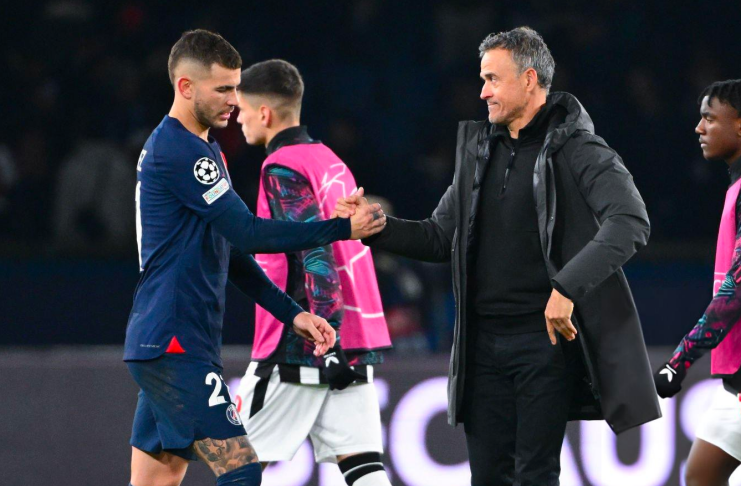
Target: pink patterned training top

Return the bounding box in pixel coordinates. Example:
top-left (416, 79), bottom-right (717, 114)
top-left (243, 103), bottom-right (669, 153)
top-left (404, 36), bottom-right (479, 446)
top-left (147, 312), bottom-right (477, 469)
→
top-left (251, 127), bottom-right (391, 367)
top-left (669, 162), bottom-right (741, 378)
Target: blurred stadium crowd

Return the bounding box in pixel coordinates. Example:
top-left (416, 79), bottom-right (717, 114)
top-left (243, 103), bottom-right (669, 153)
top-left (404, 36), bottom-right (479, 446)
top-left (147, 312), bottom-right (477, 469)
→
top-left (2, 0), bottom-right (740, 350)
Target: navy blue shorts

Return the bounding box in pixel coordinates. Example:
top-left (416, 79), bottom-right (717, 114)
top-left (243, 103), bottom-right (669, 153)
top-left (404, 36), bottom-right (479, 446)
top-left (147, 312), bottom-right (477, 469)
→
top-left (127, 354), bottom-right (246, 460)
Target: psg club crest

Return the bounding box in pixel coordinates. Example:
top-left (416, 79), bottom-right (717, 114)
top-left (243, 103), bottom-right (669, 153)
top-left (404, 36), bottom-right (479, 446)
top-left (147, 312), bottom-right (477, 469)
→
top-left (226, 404), bottom-right (242, 426)
top-left (194, 157), bottom-right (220, 185)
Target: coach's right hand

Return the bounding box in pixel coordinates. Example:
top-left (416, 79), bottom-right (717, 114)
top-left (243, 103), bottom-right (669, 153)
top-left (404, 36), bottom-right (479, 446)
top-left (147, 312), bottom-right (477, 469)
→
top-left (293, 312), bottom-right (336, 357)
top-left (544, 288), bottom-right (577, 345)
top-left (342, 187), bottom-right (386, 239)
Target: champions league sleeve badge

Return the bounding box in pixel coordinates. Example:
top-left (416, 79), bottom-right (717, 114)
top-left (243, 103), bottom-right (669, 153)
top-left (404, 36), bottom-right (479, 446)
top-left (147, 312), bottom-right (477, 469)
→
top-left (194, 157), bottom-right (220, 185)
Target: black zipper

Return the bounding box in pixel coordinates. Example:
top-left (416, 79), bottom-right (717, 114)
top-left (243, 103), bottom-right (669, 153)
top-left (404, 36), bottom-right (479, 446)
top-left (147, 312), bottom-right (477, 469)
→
top-left (499, 145), bottom-right (517, 196)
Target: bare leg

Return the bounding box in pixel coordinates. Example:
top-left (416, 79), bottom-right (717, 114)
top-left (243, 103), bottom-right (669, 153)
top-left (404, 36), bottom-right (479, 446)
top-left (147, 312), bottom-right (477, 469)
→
top-left (130, 447), bottom-right (189, 486)
top-left (192, 435), bottom-right (259, 477)
top-left (685, 438), bottom-right (740, 486)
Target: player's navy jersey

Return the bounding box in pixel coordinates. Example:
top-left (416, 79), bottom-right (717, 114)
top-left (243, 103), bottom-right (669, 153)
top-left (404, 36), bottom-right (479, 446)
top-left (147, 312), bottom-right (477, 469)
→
top-left (125, 115), bottom-right (241, 366)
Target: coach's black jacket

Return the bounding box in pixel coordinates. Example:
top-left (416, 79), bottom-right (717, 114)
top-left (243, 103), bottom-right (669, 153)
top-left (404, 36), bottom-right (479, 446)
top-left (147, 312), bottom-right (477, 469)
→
top-left (364, 92), bottom-right (661, 433)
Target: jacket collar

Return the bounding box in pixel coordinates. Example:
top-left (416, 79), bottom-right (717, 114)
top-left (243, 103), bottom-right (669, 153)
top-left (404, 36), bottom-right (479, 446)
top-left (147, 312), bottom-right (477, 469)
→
top-left (266, 125), bottom-right (316, 155)
top-left (542, 92), bottom-right (595, 153)
top-left (474, 92), bottom-right (595, 154)
top-left (491, 100), bottom-right (554, 143)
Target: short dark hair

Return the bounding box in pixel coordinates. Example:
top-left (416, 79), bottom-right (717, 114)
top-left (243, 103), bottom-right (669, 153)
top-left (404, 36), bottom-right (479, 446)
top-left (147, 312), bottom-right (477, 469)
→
top-left (479, 26), bottom-right (555, 92)
top-left (167, 29), bottom-right (242, 86)
top-left (237, 59), bottom-right (304, 118)
top-left (699, 79), bottom-right (741, 117)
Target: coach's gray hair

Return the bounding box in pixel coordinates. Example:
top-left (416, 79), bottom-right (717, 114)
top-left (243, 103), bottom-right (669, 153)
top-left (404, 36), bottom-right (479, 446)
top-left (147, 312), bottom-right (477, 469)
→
top-left (479, 26), bottom-right (555, 92)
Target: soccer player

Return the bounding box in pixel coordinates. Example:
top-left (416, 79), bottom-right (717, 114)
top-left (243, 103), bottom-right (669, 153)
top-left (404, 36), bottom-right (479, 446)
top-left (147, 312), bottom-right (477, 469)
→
top-left (232, 60), bottom-right (393, 486)
top-left (126, 30), bottom-right (385, 486)
top-left (654, 80), bottom-right (741, 486)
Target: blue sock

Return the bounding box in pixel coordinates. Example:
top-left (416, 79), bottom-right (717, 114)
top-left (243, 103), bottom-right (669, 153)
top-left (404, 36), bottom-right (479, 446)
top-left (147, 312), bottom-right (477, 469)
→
top-left (216, 463), bottom-right (262, 486)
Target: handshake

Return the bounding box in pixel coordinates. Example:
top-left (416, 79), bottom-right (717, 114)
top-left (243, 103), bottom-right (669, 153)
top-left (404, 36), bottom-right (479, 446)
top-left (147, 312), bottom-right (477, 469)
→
top-left (334, 187), bottom-right (388, 240)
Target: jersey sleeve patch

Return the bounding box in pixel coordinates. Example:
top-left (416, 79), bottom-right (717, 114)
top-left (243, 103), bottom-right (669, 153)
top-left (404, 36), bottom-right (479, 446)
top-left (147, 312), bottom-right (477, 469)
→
top-left (202, 178), bottom-right (230, 205)
top-left (194, 157), bottom-right (220, 185)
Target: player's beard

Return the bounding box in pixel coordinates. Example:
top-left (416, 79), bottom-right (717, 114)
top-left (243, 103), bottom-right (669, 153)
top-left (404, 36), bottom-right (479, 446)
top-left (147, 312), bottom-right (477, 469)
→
top-left (193, 97), bottom-right (220, 129)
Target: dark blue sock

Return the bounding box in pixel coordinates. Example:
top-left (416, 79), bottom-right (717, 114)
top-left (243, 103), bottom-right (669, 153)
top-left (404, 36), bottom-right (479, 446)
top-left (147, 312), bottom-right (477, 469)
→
top-left (216, 463), bottom-right (262, 486)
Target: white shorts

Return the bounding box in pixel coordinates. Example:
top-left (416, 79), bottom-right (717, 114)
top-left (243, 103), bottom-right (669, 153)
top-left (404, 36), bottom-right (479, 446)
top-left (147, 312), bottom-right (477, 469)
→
top-left (696, 384), bottom-right (741, 461)
top-left (235, 362), bottom-right (384, 464)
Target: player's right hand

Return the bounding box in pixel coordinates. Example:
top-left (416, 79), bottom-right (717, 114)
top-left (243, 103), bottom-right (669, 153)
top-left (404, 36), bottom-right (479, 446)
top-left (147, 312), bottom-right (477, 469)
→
top-left (343, 188), bottom-right (386, 239)
top-left (292, 312), bottom-right (336, 356)
top-left (653, 362), bottom-right (686, 398)
top-left (332, 187), bottom-right (363, 219)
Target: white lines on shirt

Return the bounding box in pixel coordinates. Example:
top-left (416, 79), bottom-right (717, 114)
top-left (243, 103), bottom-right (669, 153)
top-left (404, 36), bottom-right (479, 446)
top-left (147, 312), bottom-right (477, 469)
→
top-left (318, 163), bottom-right (351, 206)
top-left (343, 306), bottom-right (385, 318)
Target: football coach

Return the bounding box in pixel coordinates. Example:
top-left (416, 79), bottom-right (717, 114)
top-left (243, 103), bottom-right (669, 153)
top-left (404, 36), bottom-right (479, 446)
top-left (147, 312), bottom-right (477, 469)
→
top-left (337, 26), bottom-right (661, 485)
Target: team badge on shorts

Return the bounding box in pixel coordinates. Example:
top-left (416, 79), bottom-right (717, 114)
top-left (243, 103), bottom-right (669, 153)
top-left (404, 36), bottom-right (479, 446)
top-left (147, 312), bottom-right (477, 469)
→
top-left (226, 404), bottom-right (242, 426)
top-left (194, 158), bottom-right (220, 185)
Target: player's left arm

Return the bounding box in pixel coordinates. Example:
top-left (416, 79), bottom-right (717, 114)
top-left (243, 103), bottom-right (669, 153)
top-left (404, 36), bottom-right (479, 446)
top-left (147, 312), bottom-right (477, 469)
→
top-left (263, 164), bottom-right (345, 334)
top-left (667, 241), bottom-right (741, 371)
top-left (264, 165), bottom-right (362, 388)
top-left (654, 221), bottom-right (741, 397)
top-left (228, 246), bottom-right (303, 327)
top-left (228, 248), bottom-right (336, 354)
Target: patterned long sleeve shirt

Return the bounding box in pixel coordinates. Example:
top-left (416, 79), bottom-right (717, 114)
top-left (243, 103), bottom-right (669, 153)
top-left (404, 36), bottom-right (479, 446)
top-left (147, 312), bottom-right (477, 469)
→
top-left (669, 168), bottom-right (741, 375)
top-left (263, 163), bottom-right (345, 366)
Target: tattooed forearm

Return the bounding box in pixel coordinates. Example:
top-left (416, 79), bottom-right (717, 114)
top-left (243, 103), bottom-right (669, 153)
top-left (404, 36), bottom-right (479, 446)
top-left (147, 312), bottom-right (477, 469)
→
top-left (193, 436), bottom-right (259, 476)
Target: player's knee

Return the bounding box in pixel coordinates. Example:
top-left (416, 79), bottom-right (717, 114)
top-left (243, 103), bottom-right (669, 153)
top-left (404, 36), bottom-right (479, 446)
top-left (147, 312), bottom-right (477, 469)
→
top-left (129, 462), bottom-right (185, 486)
top-left (129, 474), bottom-right (183, 486)
top-left (684, 462), bottom-right (715, 486)
top-left (338, 452), bottom-right (391, 486)
top-left (130, 448), bottom-right (188, 486)
top-left (684, 473), bottom-right (703, 486)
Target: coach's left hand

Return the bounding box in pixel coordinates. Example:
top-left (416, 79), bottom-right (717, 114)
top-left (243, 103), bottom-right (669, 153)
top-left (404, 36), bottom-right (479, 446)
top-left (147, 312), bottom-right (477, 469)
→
top-left (544, 288), bottom-right (577, 345)
top-left (293, 312), bottom-right (337, 356)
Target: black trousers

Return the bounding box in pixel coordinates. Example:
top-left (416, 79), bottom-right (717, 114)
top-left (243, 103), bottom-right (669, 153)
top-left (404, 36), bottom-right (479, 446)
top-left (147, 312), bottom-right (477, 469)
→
top-left (462, 322), bottom-right (582, 486)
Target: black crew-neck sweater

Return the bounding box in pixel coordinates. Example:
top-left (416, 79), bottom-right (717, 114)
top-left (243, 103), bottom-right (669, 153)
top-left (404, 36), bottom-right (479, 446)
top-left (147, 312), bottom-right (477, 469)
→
top-left (472, 103), bottom-right (555, 334)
